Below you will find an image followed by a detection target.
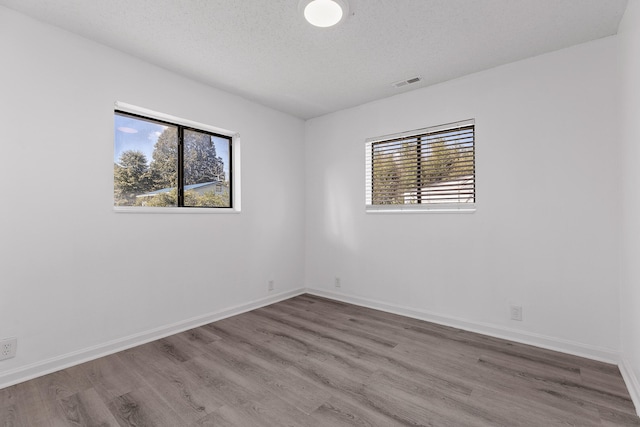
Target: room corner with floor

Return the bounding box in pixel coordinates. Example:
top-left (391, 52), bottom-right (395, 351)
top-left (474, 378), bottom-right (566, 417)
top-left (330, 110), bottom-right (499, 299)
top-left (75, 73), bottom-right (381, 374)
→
top-left (2, 0), bottom-right (640, 425)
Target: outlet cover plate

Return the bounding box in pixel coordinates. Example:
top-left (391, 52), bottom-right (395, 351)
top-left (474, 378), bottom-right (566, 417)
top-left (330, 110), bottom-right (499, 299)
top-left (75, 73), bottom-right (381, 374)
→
top-left (0, 338), bottom-right (17, 361)
top-left (510, 305), bottom-right (523, 321)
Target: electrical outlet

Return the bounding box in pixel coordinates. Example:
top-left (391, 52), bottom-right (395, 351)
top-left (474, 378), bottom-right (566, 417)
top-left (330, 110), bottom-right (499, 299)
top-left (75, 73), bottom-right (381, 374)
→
top-left (268, 280), bottom-right (274, 291)
top-left (334, 277), bottom-right (341, 288)
top-left (510, 305), bottom-right (523, 321)
top-left (0, 338), bottom-right (17, 361)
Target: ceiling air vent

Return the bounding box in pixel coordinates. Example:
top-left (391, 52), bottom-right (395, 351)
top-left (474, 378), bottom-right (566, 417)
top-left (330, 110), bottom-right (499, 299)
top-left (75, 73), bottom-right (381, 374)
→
top-left (392, 76), bottom-right (422, 89)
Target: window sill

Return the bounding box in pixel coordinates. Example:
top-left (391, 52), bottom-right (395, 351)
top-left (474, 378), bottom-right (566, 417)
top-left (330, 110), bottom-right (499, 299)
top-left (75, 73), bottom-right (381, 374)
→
top-left (366, 205), bottom-right (476, 214)
top-left (114, 206), bottom-right (240, 214)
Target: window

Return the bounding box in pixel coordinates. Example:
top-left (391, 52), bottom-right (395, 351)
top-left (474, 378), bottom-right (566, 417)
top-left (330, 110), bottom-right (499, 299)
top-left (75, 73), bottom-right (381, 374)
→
top-left (113, 104), bottom-right (238, 210)
top-left (366, 119), bottom-right (475, 212)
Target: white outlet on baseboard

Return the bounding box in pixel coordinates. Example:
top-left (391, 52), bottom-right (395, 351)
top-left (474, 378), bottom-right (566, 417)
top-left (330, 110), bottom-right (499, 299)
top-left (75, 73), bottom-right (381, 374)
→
top-left (510, 305), bottom-right (523, 321)
top-left (0, 338), bottom-right (17, 361)
top-left (334, 277), bottom-right (341, 288)
top-left (268, 280), bottom-right (274, 291)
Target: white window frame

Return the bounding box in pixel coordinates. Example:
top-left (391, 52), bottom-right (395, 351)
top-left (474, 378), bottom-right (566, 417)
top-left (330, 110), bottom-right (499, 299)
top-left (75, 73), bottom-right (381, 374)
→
top-left (365, 119), bottom-right (475, 214)
top-left (113, 102), bottom-right (241, 214)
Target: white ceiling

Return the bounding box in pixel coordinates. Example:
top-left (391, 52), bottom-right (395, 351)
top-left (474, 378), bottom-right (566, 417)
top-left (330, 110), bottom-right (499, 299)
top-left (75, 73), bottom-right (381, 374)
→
top-left (0, 0), bottom-right (628, 119)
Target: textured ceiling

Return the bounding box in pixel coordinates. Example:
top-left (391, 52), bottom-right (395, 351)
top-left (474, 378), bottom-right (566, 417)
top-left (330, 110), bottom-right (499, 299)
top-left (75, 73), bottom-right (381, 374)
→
top-left (0, 0), bottom-right (628, 119)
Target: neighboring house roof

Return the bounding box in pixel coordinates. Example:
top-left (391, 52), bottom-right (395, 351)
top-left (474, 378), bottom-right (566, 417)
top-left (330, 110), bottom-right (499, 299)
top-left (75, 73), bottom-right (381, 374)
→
top-left (137, 181), bottom-right (225, 198)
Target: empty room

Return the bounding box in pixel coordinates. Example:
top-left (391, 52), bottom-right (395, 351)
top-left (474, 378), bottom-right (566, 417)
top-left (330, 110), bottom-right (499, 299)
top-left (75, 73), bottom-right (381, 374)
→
top-left (1, 0), bottom-right (640, 425)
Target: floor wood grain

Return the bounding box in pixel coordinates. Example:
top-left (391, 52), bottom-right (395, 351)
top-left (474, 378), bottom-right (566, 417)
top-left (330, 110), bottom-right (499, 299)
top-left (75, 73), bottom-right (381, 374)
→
top-left (1, 294), bottom-right (638, 426)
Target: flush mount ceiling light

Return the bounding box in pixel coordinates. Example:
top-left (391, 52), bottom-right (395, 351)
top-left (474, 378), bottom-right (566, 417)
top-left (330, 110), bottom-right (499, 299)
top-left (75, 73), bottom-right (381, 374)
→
top-left (299, 0), bottom-right (349, 28)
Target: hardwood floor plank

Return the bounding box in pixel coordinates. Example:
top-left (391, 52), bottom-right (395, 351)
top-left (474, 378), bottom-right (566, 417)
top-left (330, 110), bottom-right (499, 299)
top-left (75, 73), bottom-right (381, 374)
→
top-left (78, 354), bottom-right (146, 401)
top-left (363, 369), bottom-right (500, 427)
top-left (8, 381), bottom-right (57, 427)
top-left (599, 406), bottom-right (640, 426)
top-left (204, 322), bottom-right (300, 369)
top-left (469, 385), bottom-right (603, 427)
top-left (135, 364), bottom-right (224, 424)
top-left (0, 386), bottom-right (18, 409)
top-left (3, 294), bottom-right (639, 426)
top-left (241, 311), bottom-right (382, 369)
top-left (28, 368), bottom-right (93, 402)
top-left (107, 386), bottom-right (186, 427)
top-left (0, 404), bottom-right (22, 427)
top-left (222, 395), bottom-right (315, 427)
top-left (181, 355), bottom-right (269, 408)
top-left (468, 356), bottom-right (618, 425)
top-left (203, 339), bottom-right (332, 415)
top-left (55, 388), bottom-right (120, 427)
top-left (470, 372), bottom-right (596, 423)
top-left (473, 352), bottom-right (637, 417)
top-left (193, 396), bottom-right (316, 426)
top-left (180, 326), bottom-right (222, 346)
top-left (151, 334), bottom-right (203, 364)
top-left (309, 395), bottom-right (406, 427)
top-left (581, 366), bottom-right (634, 400)
top-left (476, 351), bottom-right (583, 383)
top-left (284, 352), bottom-right (374, 398)
top-left (253, 306), bottom-right (400, 352)
top-left (191, 404), bottom-right (258, 427)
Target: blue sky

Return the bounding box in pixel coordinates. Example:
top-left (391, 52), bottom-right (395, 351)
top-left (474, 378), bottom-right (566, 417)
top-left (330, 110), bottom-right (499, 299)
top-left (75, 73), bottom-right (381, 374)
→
top-left (114, 114), bottom-right (230, 179)
top-left (114, 114), bottom-right (167, 164)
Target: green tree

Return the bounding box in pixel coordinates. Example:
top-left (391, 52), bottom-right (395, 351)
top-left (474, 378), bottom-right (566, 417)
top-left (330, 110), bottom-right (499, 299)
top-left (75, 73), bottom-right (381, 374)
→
top-left (137, 188), bottom-right (177, 207)
top-left (184, 130), bottom-right (225, 185)
top-left (185, 189), bottom-right (230, 208)
top-left (149, 127), bottom-right (178, 190)
top-left (114, 150), bottom-right (151, 206)
top-left (372, 142), bottom-right (417, 205)
top-left (149, 128), bottom-right (226, 190)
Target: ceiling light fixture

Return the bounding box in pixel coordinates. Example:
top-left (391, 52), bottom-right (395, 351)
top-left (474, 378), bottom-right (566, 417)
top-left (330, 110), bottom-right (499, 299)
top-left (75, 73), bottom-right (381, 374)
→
top-left (300, 0), bottom-right (349, 28)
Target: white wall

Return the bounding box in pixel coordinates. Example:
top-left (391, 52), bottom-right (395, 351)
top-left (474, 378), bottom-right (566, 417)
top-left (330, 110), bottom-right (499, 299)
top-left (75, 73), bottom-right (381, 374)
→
top-left (619, 0), bottom-right (640, 408)
top-left (305, 36), bottom-right (621, 359)
top-left (0, 6), bottom-right (305, 384)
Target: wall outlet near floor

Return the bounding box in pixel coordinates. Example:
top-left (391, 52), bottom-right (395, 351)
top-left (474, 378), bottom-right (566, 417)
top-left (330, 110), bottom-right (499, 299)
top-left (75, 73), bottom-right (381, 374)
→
top-left (268, 280), bottom-right (275, 291)
top-left (510, 305), bottom-right (523, 321)
top-left (334, 277), bottom-right (341, 288)
top-left (0, 338), bottom-right (17, 361)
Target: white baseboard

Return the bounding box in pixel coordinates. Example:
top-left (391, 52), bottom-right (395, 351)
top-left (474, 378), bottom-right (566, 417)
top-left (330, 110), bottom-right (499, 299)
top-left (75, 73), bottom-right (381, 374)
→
top-left (306, 288), bottom-right (620, 365)
top-left (0, 288), bottom-right (305, 390)
top-left (620, 357), bottom-right (640, 416)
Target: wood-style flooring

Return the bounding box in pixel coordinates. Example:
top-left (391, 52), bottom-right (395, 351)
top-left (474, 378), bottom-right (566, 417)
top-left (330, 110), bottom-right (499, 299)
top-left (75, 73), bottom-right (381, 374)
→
top-left (0, 294), bottom-right (638, 426)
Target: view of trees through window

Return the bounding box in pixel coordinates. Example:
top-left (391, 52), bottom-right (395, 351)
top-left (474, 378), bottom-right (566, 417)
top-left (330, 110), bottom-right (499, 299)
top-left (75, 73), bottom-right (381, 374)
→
top-left (114, 112), bottom-right (231, 208)
top-left (370, 125), bottom-right (475, 206)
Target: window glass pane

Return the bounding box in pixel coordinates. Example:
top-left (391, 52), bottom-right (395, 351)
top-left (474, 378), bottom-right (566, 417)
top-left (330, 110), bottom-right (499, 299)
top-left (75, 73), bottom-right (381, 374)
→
top-left (114, 113), bottom-right (178, 206)
top-left (183, 129), bottom-right (231, 208)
